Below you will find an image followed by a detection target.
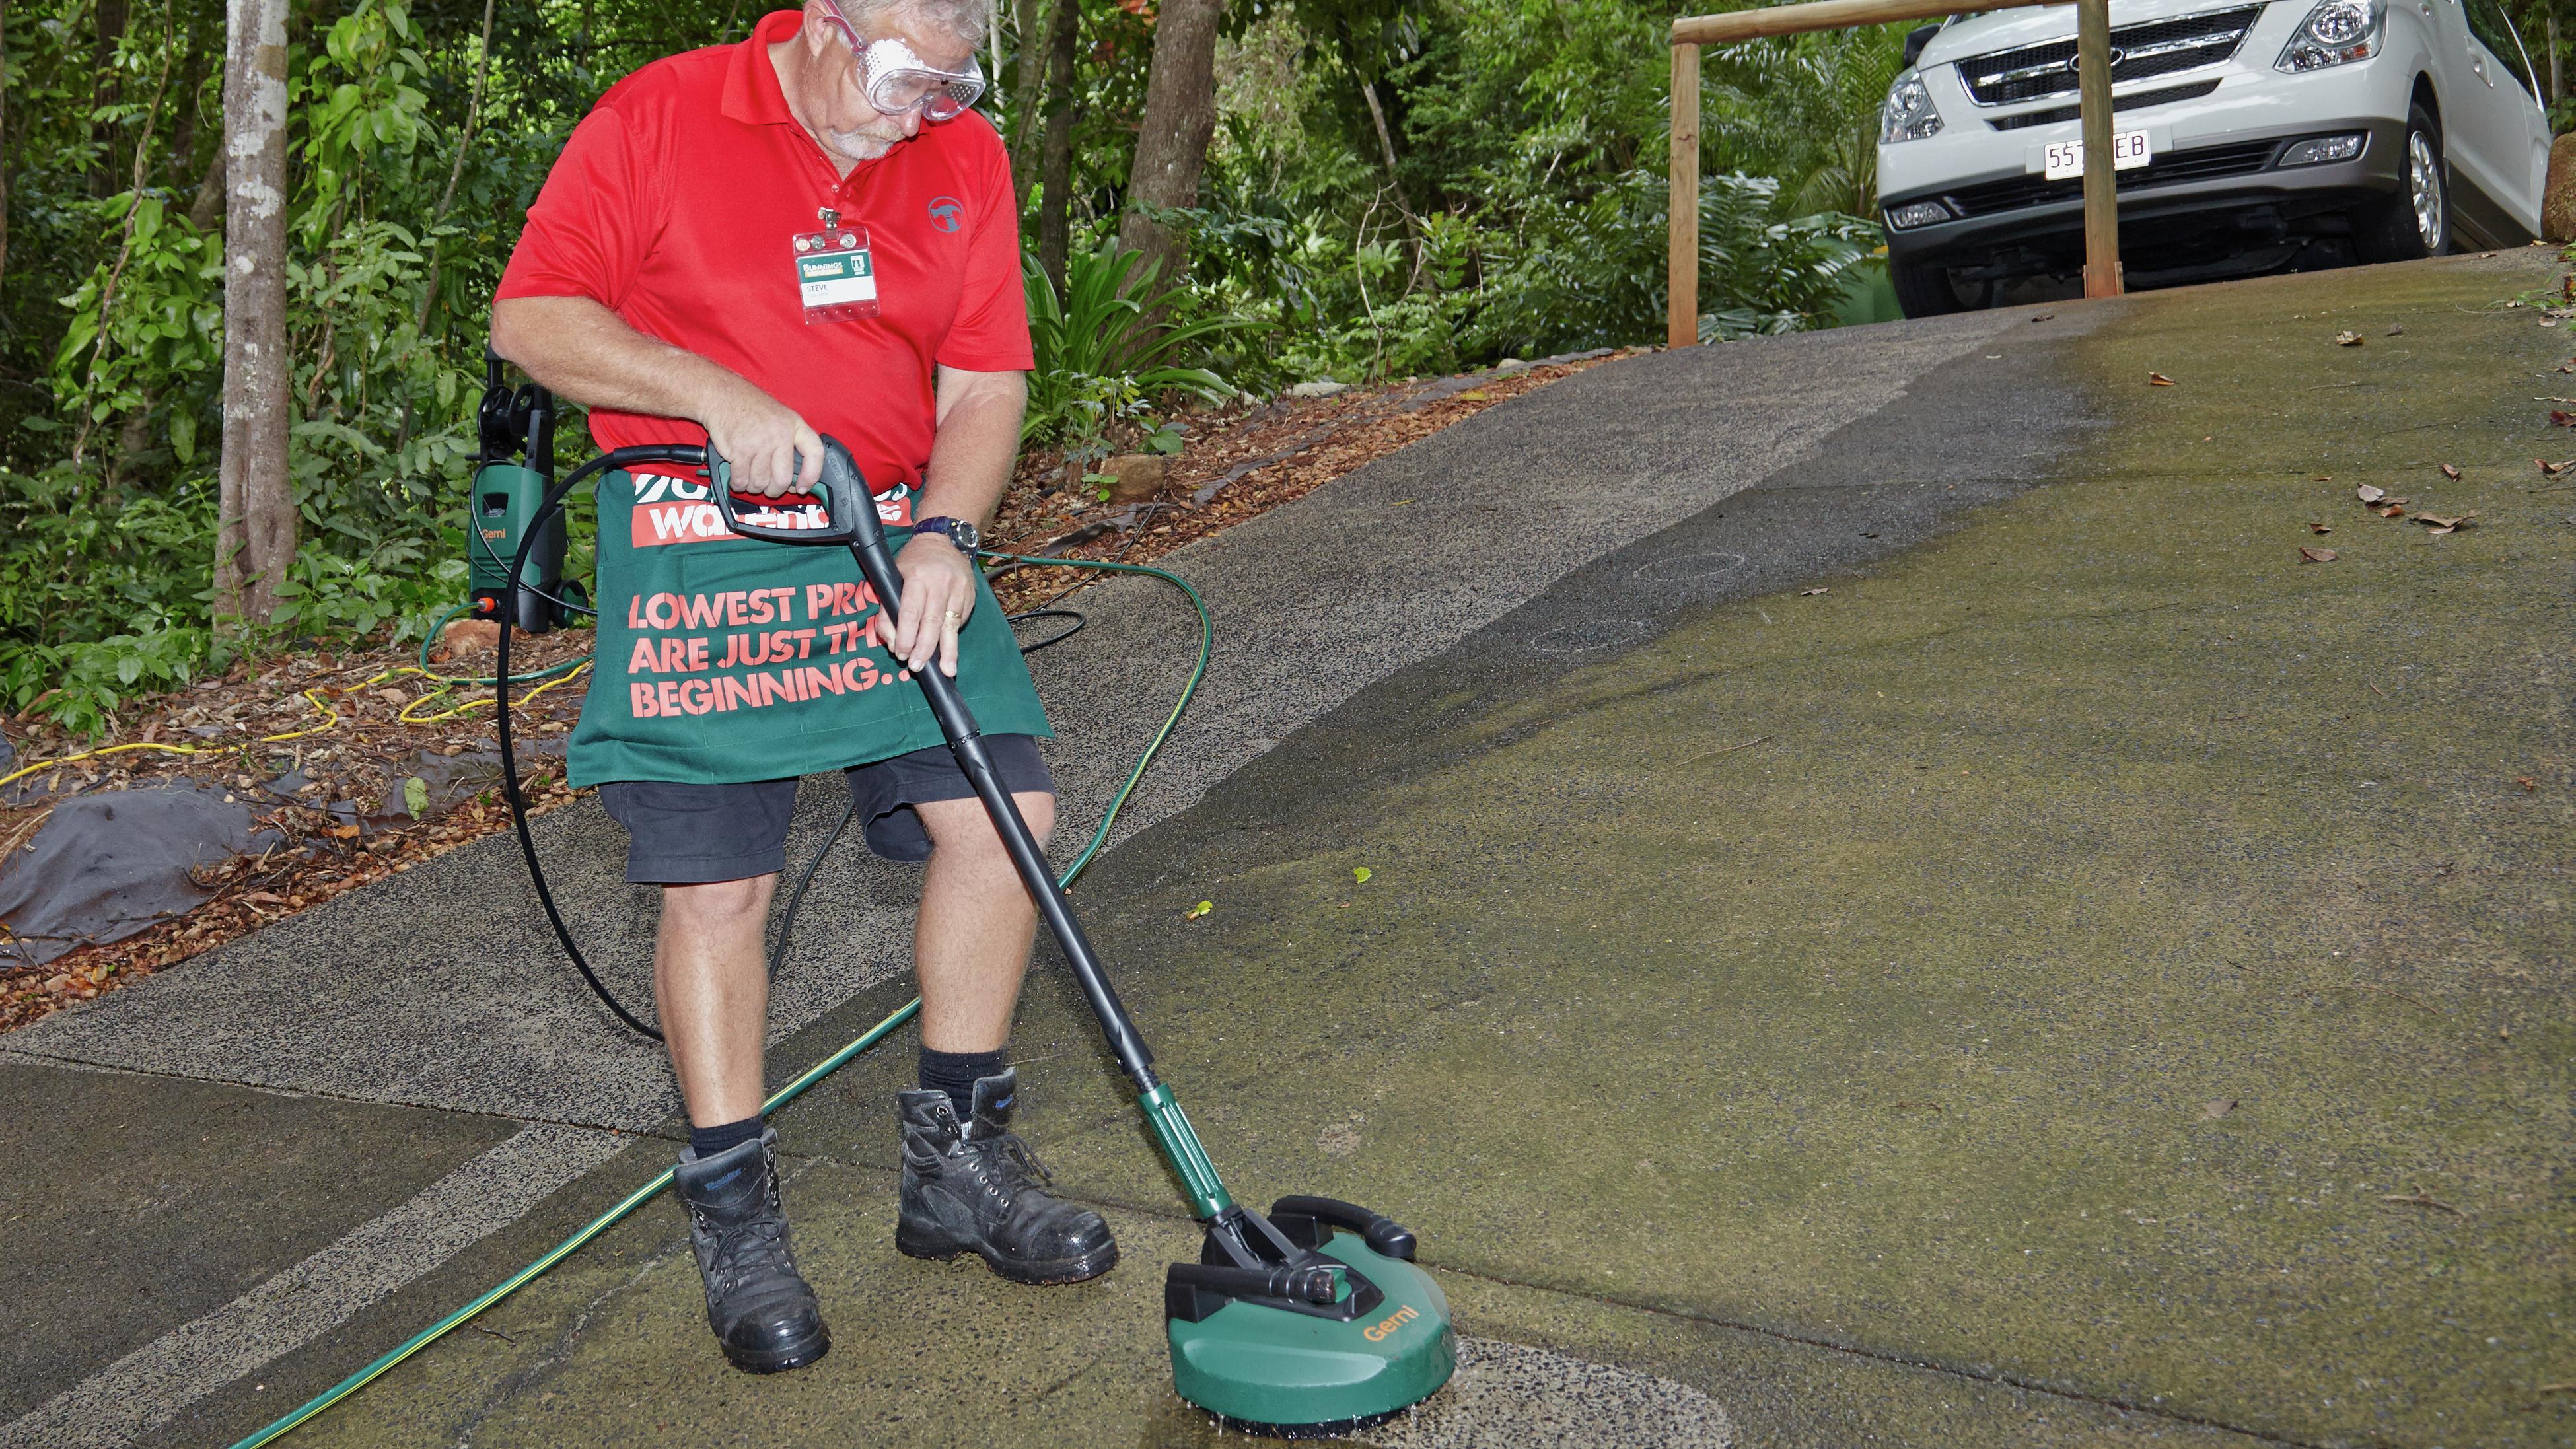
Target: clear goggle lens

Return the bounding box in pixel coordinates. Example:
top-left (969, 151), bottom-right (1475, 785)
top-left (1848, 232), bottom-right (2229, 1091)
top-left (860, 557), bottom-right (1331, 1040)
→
top-left (864, 57), bottom-right (984, 120)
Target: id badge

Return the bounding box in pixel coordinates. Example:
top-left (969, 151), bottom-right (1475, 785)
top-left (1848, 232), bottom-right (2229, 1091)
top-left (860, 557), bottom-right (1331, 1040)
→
top-left (791, 223), bottom-right (879, 324)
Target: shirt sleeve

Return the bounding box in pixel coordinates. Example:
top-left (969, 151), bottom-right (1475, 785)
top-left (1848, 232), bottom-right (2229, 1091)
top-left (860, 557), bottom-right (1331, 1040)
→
top-left (933, 135), bottom-right (1036, 372)
top-left (496, 105), bottom-right (660, 309)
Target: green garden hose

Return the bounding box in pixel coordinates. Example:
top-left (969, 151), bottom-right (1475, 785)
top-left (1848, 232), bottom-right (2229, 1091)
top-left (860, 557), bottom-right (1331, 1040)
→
top-left (227, 551), bottom-right (1210, 1448)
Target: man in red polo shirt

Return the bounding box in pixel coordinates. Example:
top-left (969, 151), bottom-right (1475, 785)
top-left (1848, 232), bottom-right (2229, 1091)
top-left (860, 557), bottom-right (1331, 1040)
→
top-left (490, 0), bottom-right (1114, 1376)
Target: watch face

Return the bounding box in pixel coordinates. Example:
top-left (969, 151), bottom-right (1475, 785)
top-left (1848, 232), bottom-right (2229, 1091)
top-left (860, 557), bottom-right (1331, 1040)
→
top-left (953, 521), bottom-right (981, 551)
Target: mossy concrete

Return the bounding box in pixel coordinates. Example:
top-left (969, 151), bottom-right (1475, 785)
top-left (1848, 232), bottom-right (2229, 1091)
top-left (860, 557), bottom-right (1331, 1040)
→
top-left (287, 253), bottom-right (2569, 1449)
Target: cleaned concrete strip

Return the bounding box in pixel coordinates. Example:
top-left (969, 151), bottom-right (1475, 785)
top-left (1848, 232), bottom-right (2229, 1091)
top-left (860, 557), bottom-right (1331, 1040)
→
top-left (6, 308), bottom-right (2035, 1135)
top-left (1, 1123), bottom-right (624, 1449)
top-left (1364, 1338), bottom-right (1738, 1448)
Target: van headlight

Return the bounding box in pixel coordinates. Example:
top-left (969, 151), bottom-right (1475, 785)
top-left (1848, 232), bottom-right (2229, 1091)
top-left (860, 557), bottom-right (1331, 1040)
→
top-left (2276, 0), bottom-right (2384, 71)
top-left (1881, 70), bottom-right (1944, 144)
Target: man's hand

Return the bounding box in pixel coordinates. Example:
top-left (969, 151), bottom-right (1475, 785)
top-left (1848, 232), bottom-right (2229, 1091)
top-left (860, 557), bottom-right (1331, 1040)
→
top-left (489, 296), bottom-right (822, 497)
top-left (703, 379), bottom-right (824, 497)
top-left (889, 532), bottom-right (976, 678)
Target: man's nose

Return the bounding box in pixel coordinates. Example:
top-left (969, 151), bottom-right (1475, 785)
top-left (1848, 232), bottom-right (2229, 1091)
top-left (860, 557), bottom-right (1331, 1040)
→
top-left (900, 108), bottom-right (924, 137)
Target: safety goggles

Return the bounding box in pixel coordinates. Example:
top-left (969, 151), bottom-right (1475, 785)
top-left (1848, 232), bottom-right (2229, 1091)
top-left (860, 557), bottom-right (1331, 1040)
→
top-left (813, 0), bottom-right (985, 120)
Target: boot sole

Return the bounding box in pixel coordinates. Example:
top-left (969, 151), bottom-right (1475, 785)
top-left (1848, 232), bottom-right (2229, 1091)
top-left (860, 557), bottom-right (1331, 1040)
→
top-left (723, 1327), bottom-right (831, 1374)
top-left (897, 1228), bottom-right (1120, 1285)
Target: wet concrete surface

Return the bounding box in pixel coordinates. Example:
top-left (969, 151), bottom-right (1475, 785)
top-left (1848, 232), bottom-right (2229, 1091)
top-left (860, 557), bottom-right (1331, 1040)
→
top-left (19, 252), bottom-right (2575, 1448)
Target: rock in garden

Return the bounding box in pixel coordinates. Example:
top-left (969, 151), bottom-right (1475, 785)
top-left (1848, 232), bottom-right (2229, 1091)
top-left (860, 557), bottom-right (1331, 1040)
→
top-left (1098, 453), bottom-right (1169, 503)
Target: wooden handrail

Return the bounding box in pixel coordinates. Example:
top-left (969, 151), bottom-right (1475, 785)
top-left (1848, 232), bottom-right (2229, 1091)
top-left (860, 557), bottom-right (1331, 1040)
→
top-left (1671, 0), bottom-right (2054, 48)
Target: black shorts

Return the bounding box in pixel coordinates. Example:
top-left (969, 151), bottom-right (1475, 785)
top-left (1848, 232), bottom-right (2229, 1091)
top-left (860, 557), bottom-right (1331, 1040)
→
top-left (596, 736), bottom-right (1053, 884)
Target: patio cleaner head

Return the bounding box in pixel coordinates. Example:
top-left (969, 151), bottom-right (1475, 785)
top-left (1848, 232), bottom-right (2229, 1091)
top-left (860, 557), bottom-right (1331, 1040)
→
top-left (493, 434), bottom-right (1455, 1434)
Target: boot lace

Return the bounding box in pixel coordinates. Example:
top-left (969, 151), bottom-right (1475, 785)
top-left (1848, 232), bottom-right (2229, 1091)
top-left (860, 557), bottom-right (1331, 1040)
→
top-left (690, 1193), bottom-right (797, 1294)
top-left (956, 1131), bottom-right (1055, 1212)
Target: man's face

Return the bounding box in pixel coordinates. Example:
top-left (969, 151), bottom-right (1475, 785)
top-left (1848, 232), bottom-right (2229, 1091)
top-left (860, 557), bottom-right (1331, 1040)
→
top-left (800, 1), bottom-right (976, 164)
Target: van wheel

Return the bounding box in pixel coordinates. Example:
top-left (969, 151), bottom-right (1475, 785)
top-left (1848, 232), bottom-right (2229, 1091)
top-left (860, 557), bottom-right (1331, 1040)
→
top-left (1891, 257), bottom-right (1991, 318)
top-left (2357, 106), bottom-right (2448, 263)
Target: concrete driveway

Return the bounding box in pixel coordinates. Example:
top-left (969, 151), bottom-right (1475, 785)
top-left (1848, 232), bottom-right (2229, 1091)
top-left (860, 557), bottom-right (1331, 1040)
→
top-left (7, 251), bottom-right (2569, 1448)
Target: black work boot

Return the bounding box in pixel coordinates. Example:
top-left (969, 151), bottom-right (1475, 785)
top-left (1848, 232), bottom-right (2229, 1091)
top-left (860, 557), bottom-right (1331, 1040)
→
top-left (671, 1129), bottom-right (830, 1373)
top-left (896, 1069), bottom-right (1118, 1285)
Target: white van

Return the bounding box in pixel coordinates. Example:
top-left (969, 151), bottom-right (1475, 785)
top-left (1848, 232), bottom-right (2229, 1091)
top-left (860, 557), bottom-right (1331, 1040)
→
top-left (1875, 0), bottom-right (2552, 314)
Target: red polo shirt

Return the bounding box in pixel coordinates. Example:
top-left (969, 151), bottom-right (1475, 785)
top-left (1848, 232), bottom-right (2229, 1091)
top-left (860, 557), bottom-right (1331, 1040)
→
top-left (497, 9), bottom-right (1032, 497)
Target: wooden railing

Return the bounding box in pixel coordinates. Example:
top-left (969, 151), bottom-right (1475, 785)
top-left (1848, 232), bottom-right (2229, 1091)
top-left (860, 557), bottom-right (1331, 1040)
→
top-left (1668, 0), bottom-right (2124, 348)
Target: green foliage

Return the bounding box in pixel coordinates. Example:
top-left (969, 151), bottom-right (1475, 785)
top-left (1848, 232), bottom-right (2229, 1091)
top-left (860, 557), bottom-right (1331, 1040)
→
top-left (1, 0), bottom-right (1898, 738)
top-left (1022, 244), bottom-right (1252, 457)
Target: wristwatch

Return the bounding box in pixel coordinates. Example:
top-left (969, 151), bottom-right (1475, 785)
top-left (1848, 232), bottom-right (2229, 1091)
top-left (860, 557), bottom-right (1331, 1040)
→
top-left (912, 516), bottom-right (980, 553)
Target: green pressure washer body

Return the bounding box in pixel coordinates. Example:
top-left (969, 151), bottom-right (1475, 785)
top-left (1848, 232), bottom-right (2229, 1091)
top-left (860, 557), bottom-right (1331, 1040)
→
top-left (468, 352), bottom-right (587, 634)
top-left (677, 438), bottom-right (1458, 1436)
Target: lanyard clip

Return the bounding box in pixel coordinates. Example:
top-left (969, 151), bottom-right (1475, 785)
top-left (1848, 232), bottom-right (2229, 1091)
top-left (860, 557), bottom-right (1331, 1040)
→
top-left (818, 206), bottom-right (840, 230)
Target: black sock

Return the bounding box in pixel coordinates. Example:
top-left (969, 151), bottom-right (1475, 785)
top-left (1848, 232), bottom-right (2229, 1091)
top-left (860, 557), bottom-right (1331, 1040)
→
top-left (689, 1115), bottom-right (764, 1161)
top-left (919, 1046), bottom-right (1009, 1120)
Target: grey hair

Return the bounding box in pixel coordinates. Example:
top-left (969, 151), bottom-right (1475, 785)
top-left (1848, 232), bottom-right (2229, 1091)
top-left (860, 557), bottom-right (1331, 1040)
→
top-left (823, 0), bottom-right (989, 48)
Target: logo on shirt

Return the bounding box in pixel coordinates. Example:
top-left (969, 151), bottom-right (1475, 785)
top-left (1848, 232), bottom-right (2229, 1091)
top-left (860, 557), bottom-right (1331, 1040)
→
top-left (927, 195), bottom-right (964, 233)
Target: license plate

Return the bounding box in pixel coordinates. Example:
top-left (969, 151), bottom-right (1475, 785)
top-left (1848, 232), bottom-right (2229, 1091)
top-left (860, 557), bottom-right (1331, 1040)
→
top-left (2042, 130), bottom-right (2153, 180)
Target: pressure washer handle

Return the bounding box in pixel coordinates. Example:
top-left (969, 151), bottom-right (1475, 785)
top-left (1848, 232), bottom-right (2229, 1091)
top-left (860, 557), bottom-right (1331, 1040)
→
top-left (706, 435), bottom-right (871, 546)
top-left (1271, 1196), bottom-right (1419, 1262)
top-left (1168, 1261), bottom-right (1344, 1305)
top-left (838, 530), bottom-right (1163, 1093)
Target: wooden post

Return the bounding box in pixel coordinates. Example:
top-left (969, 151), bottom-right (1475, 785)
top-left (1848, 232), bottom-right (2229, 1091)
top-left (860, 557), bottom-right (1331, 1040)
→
top-left (2076, 0), bottom-right (2123, 298)
top-left (1668, 42), bottom-right (1700, 349)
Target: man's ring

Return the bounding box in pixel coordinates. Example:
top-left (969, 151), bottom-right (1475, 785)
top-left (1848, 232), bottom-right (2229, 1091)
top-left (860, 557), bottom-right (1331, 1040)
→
top-left (944, 610), bottom-right (960, 621)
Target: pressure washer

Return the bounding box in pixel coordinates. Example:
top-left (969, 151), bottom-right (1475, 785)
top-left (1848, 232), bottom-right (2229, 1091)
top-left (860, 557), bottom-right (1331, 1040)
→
top-left (468, 351), bottom-right (588, 634)
top-left (230, 418), bottom-right (1455, 1442)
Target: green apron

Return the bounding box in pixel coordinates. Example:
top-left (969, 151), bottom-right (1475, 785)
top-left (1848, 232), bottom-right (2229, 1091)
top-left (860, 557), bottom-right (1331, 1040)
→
top-left (566, 468), bottom-right (1051, 787)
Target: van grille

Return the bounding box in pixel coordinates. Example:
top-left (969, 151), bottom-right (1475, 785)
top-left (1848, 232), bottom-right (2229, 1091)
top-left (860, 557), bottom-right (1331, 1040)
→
top-left (1986, 79), bottom-right (2221, 130)
top-left (1956, 5), bottom-right (2264, 106)
top-left (1938, 137), bottom-right (2280, 216)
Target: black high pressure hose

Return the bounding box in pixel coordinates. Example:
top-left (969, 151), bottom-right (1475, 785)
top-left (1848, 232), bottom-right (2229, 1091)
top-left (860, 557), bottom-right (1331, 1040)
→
top-left (496, 444), bottom-right (705, 1040)
top-left (493, 445), bottom-right (1091, 1040)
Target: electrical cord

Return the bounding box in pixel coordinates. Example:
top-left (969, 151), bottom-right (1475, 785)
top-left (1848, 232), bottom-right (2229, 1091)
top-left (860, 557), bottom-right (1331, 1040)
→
top-left (226, 543), bottom-right (1211, 1449)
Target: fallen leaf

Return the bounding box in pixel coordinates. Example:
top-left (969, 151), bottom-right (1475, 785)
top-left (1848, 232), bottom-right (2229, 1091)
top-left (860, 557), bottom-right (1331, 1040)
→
top-left (402, 775), bottom-right (429, 818)
top-left (2030, 312), bottom-right (2055, 322)
top-left (1353, 866), bottom-right (1373, 884)
top-left (241, 891), bottom-right (289, 905)
top-left (2415, 511), bottom-right (2474, 534)
top-left (1184, 900), bottom-right (1212, 919)
top-left (2307, 522), bottom-right (2332, 534)
top-left (328, 823), bottom-right (361, 839)
top-left (2299, 546), bottom-right (2338, 563)
top-left (2439, 462), bottom-right (2461, 481)
top-left (2147, 372), bottom-right (2176, 386)
top-left (2356, 483), bottom-right (2388, 504)
top-left (1800, 586), bottom-right (1829, 596)
top-left (2379, 503), bottom-right (2407, 517)
top-left (2553, 410), bottom-right (2576, 427)
top-left (376, 688), bottom-right (409, 706)
top-left (2334, 330), bottom-right (2363, 346)
top-left (2559, 357), bottom-right (2576, 373)
top-left (2539, 458), bottom-right (2571, 475)
top-left (2385, 322), bottom-right (2404, 336)
top-left (2515, 776), bottom-right (2537, 792)
top-left (2199, 1097), bottom-right (2237, 1120)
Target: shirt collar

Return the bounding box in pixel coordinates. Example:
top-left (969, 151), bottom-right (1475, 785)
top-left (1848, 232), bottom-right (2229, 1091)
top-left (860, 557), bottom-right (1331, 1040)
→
top-left (721, 10), bottom-right (808, 126)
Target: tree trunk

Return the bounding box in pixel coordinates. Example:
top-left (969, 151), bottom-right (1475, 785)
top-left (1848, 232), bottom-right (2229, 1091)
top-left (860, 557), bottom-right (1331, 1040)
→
top-left (91, 0), bottom-right (129, 197)
top-left (188, 146), bottom-right (224, 230)
top-left (1005, 0), bottom-right (1046, 211)
top-left (1, 0), bottom-right (11, 288)
top-left (1359, 77), bottom-right (1421, 262)
top-left (2552, 12), bottom-right (2562, 106)
top-left (1036, 0), bottom-right (1079, 295)
top-left (218, 0), bottom-right (293, 627)
top-left (1114, 0), bottom-right (1222, 289)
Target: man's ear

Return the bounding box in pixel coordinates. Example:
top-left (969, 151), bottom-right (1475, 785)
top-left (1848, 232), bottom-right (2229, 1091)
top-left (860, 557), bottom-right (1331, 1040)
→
top-left (798, 3), bottom-right (839, 59)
